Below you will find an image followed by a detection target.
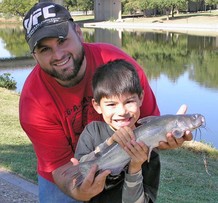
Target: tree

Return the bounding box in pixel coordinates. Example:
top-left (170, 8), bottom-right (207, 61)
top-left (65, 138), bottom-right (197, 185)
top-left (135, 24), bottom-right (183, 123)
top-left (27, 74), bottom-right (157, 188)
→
top-left (77, 0), bottom-right (93, 14)
top-left (64, 0), bottom-right (77, 10)
top-left (205, 0), bottom-right (218, 11)
top-left (0, 0), bottom-right (38, 17)
top-left (122, 0), bottom-right (188, 19)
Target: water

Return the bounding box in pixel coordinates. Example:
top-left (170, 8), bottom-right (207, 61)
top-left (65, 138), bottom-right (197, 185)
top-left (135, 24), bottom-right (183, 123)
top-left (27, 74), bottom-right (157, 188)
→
top-left (150, 73), bottom-right (218, 148)
top-left (0, 39), bottom-right (11, 58)
top-left (0, 27), bottom-right (218, 148)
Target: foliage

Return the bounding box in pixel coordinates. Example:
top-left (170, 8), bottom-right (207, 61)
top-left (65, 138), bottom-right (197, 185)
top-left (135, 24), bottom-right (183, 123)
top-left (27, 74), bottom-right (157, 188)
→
top-left (64, 0), bottom-right (77, 10)
top-left (0, 0), bottom-right (37, 17)
top-left (122, 0), bottom-right (188, 17)
top-left (64, 0), bottom-right (94, 12)
top-left (77, 0), bottom-right (94, 12)
top-left (122, 0), bottom-right (217, 18)
top-left (120, 31), bottom-right (218, 89)
top-left (205, 0), bottom-right (218, 5)
top-left (0, 73), bottom-right (17, 89)
top-left (0, 27), bottom-right (30, 57)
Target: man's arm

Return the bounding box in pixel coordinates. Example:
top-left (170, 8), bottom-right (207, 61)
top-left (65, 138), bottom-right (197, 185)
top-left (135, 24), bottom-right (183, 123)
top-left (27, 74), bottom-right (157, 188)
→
top-left (52, 160), bottom-right (110, 201)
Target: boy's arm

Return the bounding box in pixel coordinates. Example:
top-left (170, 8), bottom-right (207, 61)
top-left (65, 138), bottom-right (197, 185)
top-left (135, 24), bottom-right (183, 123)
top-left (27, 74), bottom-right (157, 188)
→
top-left (122, 170), bottom-right (149, 203)
top-left (122, 150), bottom-right (160, 203)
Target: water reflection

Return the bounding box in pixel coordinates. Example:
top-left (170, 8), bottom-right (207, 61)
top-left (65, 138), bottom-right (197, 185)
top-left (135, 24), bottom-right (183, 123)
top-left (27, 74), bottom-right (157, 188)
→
top-left (0, 26), bottom-right (218, 148)
top-left (0, 38), bottom-right (11, 58)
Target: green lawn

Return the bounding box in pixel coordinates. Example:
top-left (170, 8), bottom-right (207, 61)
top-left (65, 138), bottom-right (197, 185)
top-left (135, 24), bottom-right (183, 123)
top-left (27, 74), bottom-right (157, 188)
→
top-left (1, 87), bottom-right (218, 202)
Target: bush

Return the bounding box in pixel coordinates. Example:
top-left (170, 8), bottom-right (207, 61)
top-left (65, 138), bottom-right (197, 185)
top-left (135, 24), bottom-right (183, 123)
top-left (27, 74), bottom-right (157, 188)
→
top-left (0, 73), bottom-right (17, 89)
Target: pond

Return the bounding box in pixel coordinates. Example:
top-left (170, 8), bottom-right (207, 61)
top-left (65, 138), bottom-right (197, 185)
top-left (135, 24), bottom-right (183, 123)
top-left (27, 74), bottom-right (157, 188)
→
top-left (0, 26), bottom-right (218, 149)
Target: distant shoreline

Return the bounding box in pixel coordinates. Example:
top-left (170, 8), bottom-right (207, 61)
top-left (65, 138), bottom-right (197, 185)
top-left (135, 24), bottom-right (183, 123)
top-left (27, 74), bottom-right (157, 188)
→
top-left (83, 21), bottom-right (218, 36)
top-left (83, 13), bottom-right (218, 36)
top-left (1, 12), bottom-right (218, 36)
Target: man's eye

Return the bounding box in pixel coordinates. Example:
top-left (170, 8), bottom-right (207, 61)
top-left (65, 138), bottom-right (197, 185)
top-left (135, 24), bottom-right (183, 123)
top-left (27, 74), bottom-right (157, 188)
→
top-left (59, 38), bottom-right (66, 44)
top-left (40, 47), bottom-right (50, 53)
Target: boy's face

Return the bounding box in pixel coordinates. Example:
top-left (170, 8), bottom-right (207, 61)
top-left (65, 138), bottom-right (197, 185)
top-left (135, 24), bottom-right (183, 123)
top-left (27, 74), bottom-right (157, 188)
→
top-left (92, 92), bottom-right (144, 130)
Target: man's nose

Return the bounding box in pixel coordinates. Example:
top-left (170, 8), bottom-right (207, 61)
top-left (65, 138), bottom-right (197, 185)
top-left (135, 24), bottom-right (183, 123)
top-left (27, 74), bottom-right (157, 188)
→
top-left (52, 47), bottom-right (64, 60)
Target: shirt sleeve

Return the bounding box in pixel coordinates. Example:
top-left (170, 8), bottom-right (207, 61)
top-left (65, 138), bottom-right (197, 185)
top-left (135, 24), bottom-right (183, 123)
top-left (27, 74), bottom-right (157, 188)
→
top-left (122, 170), bottom-right (149, 203)
top-left (74, 121), bottom-right (112, 161)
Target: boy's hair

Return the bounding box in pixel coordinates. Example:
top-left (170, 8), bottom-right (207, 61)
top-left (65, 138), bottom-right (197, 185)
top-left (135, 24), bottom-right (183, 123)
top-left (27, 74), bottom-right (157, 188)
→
top-left (92, 59), bottom-right (143, 103)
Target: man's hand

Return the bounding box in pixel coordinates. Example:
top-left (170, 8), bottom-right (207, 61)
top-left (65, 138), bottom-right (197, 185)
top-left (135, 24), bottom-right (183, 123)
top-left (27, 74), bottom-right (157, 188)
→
top-left (70, 160), bottom-right (110, 201)
top-left (159, 104), bottom-right (193, 150)
top-left (52, 159), bottom-right (110, 201)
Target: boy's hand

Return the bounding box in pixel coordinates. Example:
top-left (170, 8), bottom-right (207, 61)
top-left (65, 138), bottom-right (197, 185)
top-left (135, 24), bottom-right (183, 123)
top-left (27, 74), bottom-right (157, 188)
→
top-left (107, 126), bottom-right (148, 174)
top-left (107, 126), bottom-right (135, 148)
top-left (124, 140), bottom-right (148, 174)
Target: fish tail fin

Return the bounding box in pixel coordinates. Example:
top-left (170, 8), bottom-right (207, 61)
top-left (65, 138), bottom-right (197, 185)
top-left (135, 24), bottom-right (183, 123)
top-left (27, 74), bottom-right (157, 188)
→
top-left (61, 164), bottom-right (85, 189)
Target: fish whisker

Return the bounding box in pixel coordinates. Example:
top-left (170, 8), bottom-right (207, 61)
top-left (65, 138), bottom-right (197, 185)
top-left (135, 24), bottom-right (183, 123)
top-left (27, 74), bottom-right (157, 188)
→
top-left (203, 154), bottom-right (211, 176)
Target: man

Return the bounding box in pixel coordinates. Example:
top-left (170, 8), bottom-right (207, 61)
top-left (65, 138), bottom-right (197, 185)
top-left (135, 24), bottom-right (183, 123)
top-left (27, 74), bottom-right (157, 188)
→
top-left (19, 2), bottom-right (192, 202)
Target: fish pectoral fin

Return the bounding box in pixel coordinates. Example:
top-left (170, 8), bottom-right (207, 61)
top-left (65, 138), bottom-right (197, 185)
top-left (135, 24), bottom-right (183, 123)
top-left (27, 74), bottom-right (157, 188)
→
top-left (147, 147), bottom-right (153, 163)
top-left (61, 164), bottom-right (84, 189)
top-left (172, 129), bottom-right (184, 138)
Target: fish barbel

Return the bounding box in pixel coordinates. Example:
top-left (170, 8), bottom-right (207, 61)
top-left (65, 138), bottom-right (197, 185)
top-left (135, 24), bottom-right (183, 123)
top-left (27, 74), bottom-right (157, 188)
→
top-left (68, 114), bottom-right (205, 187)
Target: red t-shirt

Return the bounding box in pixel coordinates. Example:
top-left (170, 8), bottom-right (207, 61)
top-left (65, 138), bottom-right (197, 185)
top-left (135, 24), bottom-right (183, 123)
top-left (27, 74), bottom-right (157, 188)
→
top-left (19, 43), bottom-right (160, 182)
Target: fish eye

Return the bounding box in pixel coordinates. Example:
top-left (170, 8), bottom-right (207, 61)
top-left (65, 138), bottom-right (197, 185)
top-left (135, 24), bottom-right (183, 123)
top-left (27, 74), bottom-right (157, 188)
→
top-left (192, 114), bottom-right (198, 119)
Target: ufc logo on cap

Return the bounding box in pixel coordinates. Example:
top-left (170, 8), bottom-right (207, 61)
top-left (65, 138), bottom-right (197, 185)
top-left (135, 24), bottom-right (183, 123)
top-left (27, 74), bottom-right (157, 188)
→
top-left (24, 5), bottom-right (56, 37)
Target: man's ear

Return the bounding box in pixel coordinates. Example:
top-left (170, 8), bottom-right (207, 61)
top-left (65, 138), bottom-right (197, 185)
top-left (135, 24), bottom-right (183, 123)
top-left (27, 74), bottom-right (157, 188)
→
top-left (32, 53), bottom-right (38, 62)
top-left (92, 99), bottom-right (102, 114)
top-left (75, 23), bottom-right (84, 42)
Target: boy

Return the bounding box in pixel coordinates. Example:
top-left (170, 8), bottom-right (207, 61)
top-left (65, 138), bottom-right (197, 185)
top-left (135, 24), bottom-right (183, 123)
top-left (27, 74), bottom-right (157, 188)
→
top-left (75, 59), bottom-right (160, 203)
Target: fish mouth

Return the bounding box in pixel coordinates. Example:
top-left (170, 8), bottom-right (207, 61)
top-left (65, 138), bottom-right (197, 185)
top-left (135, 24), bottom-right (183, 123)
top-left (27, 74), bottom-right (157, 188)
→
top-left (194, 114), bottom-right (206, 128)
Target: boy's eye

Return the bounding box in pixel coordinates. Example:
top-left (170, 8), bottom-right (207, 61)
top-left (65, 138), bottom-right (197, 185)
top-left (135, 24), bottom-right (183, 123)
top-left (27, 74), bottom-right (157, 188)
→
top-left (106, 103), bottom-right (115, 107)
top-left (126, 100), bottom-right (134, 104)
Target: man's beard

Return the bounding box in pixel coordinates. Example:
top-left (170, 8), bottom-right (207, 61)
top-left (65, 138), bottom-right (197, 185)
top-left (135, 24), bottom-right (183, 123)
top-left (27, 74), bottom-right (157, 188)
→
top-left (44, 46), bottom-right (85, 82)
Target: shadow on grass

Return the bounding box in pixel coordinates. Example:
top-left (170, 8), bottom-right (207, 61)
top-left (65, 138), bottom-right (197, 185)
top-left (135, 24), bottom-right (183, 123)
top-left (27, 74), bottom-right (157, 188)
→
top-left (0, 144), bottom-right (37, 183)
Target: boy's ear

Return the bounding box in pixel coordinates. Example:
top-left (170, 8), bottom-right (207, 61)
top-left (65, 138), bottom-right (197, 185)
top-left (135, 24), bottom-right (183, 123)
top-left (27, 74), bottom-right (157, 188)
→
top-left (139, 90), bottom-right (144, 106)
top-left (92, 99), bottom-right (102, 114)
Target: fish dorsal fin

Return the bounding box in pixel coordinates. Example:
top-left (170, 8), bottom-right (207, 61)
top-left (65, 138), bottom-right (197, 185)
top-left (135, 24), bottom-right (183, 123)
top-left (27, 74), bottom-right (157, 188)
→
top-left (95, 142), bottom-right (118, 157)
top-left (137, 116), bottom-right (160, 125)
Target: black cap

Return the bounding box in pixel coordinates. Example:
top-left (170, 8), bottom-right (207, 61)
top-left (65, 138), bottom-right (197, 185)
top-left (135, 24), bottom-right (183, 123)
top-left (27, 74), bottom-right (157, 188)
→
top-left (23, 2), bottom-right (73, 52)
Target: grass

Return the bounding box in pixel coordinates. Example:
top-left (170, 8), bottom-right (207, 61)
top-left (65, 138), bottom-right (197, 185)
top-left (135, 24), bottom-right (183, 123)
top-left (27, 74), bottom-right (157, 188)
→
top-left (158, 144), bottom-right (218, 202)
top-left (1, 87), bottom-right (218, 201)
top-left (0, 88), bottom-right (37, 183)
